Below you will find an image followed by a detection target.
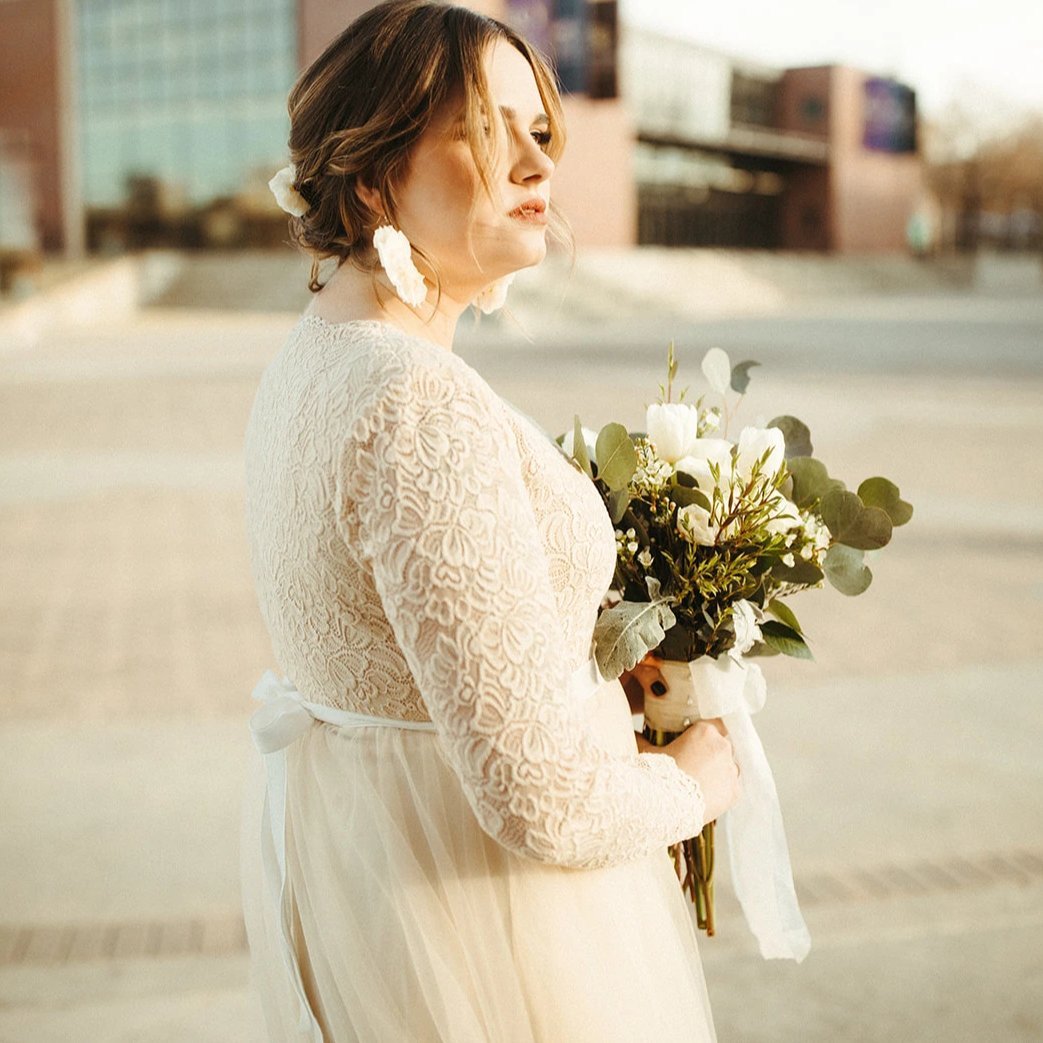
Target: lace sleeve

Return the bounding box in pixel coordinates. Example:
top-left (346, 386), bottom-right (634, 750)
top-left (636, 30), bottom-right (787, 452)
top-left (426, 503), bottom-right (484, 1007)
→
top-left (337, 351), bottom-right (706, 869)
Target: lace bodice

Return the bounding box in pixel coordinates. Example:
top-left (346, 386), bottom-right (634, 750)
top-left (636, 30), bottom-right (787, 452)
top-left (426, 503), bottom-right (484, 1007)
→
top-left (244, 316), bottom-right (705, 868)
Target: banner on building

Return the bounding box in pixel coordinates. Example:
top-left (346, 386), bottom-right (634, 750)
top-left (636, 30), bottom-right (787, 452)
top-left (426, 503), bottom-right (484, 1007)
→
top-left (863, 77), bottom-right (917, 153)
top-left (506, 0), bottom-right (617, 98)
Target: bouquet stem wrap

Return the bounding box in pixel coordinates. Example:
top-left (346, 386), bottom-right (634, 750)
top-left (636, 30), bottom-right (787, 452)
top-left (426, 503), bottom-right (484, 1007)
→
top-left (652, 655), bottom-right (811, 962)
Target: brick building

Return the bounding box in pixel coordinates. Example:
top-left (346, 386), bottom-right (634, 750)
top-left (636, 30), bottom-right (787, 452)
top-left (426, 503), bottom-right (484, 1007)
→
top-left (0, 0), bottom-right (923, 257)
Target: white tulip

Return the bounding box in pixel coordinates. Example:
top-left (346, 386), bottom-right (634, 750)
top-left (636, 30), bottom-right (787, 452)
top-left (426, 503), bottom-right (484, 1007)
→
top-left (735, 425), bottom-right (786, 480)
top-left (561, 425), bottom-right (598, 461)
top-left (674, 438), bottom-right (734, 497)
top-left (645, 402), bottom-right (701, 464)
top-left (677, 503), bottom-right (718, 546)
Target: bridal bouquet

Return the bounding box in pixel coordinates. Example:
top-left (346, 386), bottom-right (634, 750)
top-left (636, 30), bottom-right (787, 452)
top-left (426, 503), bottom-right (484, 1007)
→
top-left (558, 344), bottom-right (911, 960)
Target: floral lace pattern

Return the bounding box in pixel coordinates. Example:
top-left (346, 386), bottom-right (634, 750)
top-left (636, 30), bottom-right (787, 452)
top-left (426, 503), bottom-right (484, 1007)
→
top-left (245, 317), bottom-right (705, 868)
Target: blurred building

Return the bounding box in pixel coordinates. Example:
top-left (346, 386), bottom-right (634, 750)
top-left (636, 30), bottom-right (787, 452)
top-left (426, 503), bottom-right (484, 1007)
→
top-left (623, 28), bottom-right (924, 251)
top-left (0, 0), bottom-right (921, 258)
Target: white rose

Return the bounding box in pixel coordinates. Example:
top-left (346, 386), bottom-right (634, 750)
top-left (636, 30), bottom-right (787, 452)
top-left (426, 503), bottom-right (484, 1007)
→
top-left (731, 599), bottom-right (762, 655)
top-left (645, 403), bottom-right (700, 464)
top-left (674, 438), bottom-right (734, 498)
top-left (677, 503), bottom-right (718, 546)
top-left (561, 425), bottom-right (598, 461)
top-left (735, 425), bottom-right (786, 480)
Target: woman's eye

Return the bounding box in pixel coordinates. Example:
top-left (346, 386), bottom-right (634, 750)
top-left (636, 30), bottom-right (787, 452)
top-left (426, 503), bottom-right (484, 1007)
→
top-left (531, 130), bottom-right (552, 149)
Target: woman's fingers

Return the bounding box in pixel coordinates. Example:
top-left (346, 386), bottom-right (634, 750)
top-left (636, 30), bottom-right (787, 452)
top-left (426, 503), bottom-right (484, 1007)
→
top-left (631, 656), bottom-right (667, 697)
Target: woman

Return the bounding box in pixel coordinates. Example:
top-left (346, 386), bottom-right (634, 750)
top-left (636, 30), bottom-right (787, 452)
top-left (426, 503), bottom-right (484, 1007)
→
top-left (240, 2), bottom-right (741, 1040)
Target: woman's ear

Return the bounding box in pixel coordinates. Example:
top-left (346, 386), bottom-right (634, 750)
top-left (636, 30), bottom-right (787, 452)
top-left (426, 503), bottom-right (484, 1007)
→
top-left (354, 178), bottom-right (383, 222)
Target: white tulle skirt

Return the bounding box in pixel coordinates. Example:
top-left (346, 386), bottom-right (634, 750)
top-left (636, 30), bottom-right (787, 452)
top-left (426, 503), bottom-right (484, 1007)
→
top-left (239, 676), bottom-right (716, 1042)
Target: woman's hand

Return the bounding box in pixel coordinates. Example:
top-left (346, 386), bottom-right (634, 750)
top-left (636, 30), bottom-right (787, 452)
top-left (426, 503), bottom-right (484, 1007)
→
top-left (661, 719), bottom-right (741, 824)
top-left (624, 655), bottom-right (741, 821)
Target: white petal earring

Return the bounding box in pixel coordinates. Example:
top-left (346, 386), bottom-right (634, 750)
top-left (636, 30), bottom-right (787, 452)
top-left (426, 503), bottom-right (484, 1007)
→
top-left (473, 272), bottom-right (515, 314)
top-left (373, 224), bottom-right (428, 307)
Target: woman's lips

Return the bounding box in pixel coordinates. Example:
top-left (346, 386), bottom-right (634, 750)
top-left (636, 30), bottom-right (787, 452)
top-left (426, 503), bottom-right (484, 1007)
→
top-left (508, 199), bottom-right (550, 226)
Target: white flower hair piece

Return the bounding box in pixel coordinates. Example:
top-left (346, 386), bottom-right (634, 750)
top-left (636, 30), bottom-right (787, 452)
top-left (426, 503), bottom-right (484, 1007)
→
top-left (268, 164), bottom-right (310, 217)
top-left (473, 272), bottom-right (515, 314)
top-left (373, 224), bottom-right (428, 308)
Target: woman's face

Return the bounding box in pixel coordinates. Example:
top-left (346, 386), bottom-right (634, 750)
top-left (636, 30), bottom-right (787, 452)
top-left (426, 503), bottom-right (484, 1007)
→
top-left (392, 39), bottom-right (556, 297)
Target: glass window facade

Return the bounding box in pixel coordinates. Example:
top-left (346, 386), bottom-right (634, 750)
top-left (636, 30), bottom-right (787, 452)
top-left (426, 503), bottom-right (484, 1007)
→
top-left (76, 0), bottom-right (296, 208)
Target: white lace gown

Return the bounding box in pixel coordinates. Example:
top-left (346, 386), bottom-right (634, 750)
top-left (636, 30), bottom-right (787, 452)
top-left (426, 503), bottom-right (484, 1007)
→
top-left (240, 315), bottom-right (717, 1042)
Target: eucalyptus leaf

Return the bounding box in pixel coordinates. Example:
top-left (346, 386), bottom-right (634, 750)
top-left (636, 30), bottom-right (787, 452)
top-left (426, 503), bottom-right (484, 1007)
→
top-left (771, 558), bottom-right (824, 585)
top-left (593, 597), bottom-right (677, 679)
top-left (786, 456), bottom-right (845, 508)
top-left (857, 477), bottom-right (914, 527)
top-left (730, 360), bottom-right (760, 394)
top-left (768, 415), bottom-right (814, 458)
top-left (607, 487), bottom-right (630, 524)
top-left (767, 598), bottom-right (803, 634)
top-left (820, 488), bottom-right (893, 550)
top-left (595, 423), bottom-right (639, 491)
top-left (760, 620), bottom-right (813, 659)
top-left (823, 543), bottom-right (873, 595)
top-left (572, 414), bottom-right (592, 478)
top-left (701, 347), bottom-right (732, 395)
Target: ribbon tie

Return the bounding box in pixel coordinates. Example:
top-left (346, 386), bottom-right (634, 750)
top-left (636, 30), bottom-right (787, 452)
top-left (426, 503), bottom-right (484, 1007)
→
top-left (249, 670), bottom-right (325, 1040)
top-left (685, 655), bottom-right (811, 962)
top-left (250, 670), bottom-right (315, 755)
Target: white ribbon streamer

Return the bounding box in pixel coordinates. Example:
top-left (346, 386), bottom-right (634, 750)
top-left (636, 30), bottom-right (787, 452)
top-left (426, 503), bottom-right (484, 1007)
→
top-left (685, 655), bottom-right (811, 962)
top-left (248, 656), bottom-right (608, 1037)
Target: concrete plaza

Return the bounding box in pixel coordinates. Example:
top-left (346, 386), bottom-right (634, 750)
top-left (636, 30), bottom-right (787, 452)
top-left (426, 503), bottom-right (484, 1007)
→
top-left (1, 251), bottom-right (1041, 1041)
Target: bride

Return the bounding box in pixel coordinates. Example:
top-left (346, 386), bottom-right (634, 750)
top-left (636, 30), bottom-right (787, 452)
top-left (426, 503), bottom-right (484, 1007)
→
top-left (240, 1), bottom-right (741, 1039)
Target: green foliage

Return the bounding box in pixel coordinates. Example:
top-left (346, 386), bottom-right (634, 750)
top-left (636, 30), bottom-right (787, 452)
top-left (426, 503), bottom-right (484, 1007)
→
top-left (786, 457), bottom-right (844, 508)
top-left (606, 488), bottom-right (630, 524)
top-left (771, 557), bottom-right (824, 585)
top-left (577, 342), bottom-right (912, 670)
top-left (820, 488), bottom-right (892, 550)
top-left (857, 477), bottom-right (913, 526)
top-left (823, 544), bottom-right (873, 595)
top-left (593, 585), bottom-right (677, 678)
top-left (595, 423), bottom-right (638, 491)
top-left (767, 597), bottom-right (803, 634)
top-left (668, 482), bottom-right (711, 510)
top-left (730, 360), bottom-right (760, 394)
top-left (768, 415), bottom-right (814, 459)
top-left (760, 620), bottom-right (813, 659)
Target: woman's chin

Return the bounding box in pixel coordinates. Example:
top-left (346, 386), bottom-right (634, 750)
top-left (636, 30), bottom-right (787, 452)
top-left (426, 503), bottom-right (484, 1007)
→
top-left (511, 235), bottom-right (548, 268)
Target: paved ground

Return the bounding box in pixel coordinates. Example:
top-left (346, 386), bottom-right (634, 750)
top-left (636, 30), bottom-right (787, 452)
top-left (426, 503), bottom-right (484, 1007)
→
top-left (1, 252), bottom-right (1041, 1041)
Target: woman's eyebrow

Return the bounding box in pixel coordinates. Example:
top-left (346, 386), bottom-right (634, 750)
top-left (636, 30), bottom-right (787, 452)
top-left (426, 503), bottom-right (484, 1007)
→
top-left (498, 105), bottom-right (550, 126)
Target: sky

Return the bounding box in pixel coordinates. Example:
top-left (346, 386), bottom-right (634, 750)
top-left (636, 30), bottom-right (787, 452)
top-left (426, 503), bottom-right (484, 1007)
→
top-left (619, 0), bottom-right (1043, 118)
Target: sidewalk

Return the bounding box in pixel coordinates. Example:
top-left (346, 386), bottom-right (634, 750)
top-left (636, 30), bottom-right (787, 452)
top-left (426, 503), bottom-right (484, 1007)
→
top-left (2, 288), bottom-right (1041, 1040)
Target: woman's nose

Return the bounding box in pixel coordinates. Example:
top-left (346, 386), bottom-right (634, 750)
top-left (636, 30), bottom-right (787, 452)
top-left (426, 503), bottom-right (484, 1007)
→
top-left (512, 132), bottom-right (554, 184)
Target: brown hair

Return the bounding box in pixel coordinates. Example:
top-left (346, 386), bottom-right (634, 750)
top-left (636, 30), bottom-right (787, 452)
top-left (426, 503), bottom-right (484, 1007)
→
top-left (283, 0), bottom-right (573, 303)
